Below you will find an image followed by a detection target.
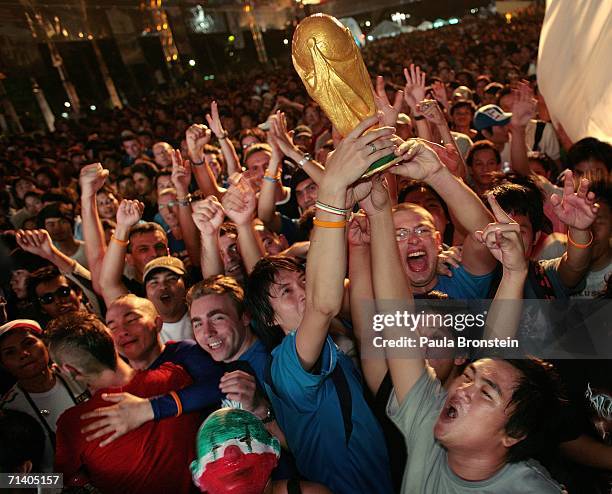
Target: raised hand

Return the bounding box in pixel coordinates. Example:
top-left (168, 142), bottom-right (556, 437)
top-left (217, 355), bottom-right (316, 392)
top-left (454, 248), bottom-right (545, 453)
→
top-left (80, 163), bottom-right (109, 198)
top-left (427, 141), bottom-right (461, 176)
top-left (116, 199), bottom-right (144, 229)
top-left (80, 392), bottom-right (153, 447)
top-left (348, 213), bottom-right (371, 248)
top-left (475, 195), bottom-right (527, 273)
top-left (373, 75), bottom-right (404, 127)
top-left (222, 176), bottom-right (256, 226)
top-left (403, 64), bottom-right (427, 113)
top-left (390, 138), bottom-right (444, 182)
top-left (170, 148), bottom-right (191, 196)
top-left (324, 114), bottom-right (396, 190)
top-left (186, 124), bottom-right (212, 163)
top-left (431, 80), bottom-right (448, 108)
top-left (510, 80), bottom-right (536, 128)
top-left (356, 174), bottom-right (390, 216)
top-left (15, 229), bottom-right (55, 259)
top-left (550, 170), bottom-right (599, 230)
top-left (269, 111), bottom-right (300, 159)
top-left (417, 99), bottom-right (446, 127)
top-left (205, 101), bottom-right (226, 139)
top-left (437, 245), bottom-right (463, 277)
top-left (192, 195), bottom-right (226, 236)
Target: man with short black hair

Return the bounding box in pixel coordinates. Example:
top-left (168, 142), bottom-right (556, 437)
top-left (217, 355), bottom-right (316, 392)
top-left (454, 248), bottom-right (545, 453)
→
top-left (38, 203), bottom-right (88, 268)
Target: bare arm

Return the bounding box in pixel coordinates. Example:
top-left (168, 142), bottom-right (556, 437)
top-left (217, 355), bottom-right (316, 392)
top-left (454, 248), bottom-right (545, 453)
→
top-left (99, 200), bottom-right (143, 304)
top-left (191, 197), bottom-right (225, 279)
top-left (79, 163), bottom-right (108, 294)
top-left (477, 195), bottom-right (528, 340)
top-left (403, 64), bottom-right (432, 141)
top-left (223, 178), bottom-right (264, 274)
top-left (171, 149), bottom-right (201, 266)
top-left (186, 124), bottom-right (226, 200)
top-left (366, 178), bottom-right (421, 405)
top-left (296, 116), bottom-right (396, 370)
top-left (348, 215), bottom-right (388, 395)
top-left (509, 82), bottom-right (536, 177)
top-left (206, 101), bottom-right (240, 176)
top-left (560, 435), bottom-right (612, 471)
top-left (551, 172), bottom-right (598, 288)
top-left (15, 229), bottom-right (91, 279)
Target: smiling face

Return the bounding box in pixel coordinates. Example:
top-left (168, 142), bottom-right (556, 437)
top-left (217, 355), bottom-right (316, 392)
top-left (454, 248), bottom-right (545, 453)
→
top-left (105, 298), bottom-right (161, 366)
top-left (0, 329), bottom-right (49, 381)
top-left (392, 205), bottom-right (441, 293)
top-left (268, 269), bottom-right (306, 334)
top-left (434, 359), bottom-right (523, 455)
top-left (190, 294), bottom-right (251, 363)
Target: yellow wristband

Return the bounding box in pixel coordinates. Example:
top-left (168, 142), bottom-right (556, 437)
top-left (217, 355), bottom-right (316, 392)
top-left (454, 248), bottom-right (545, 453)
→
top-left (110, 235), bottom-right (129, 247)
top-left (567, 229), bottom-right (593, 249)
top-left (313, 217), bottom-right (347, 229)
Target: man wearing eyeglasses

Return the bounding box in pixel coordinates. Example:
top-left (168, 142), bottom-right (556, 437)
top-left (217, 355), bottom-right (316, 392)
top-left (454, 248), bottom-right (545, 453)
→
top-left (391, 140), bottom-right (497, 299)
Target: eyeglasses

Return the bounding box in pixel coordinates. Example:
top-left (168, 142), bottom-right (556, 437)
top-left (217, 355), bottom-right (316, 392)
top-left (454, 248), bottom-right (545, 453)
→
top-left (158, 201), bottom-right (177, 211)
top-left (395, 226), bottom-right (434, 242)
top-left (38, 286), bottom-right (72, 305)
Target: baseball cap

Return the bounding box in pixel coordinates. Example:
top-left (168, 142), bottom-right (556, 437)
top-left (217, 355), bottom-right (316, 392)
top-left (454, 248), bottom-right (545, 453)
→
top-left (452, 85), bottom-right (473, 101)
top-left (473, 105), bottom-right (512, 131)
top-left (143, 256), bottom-right (186, 284)
top-left (293, 125), bottom-right (313, 140)
top-left (0, 319), bottom-right (42, 340)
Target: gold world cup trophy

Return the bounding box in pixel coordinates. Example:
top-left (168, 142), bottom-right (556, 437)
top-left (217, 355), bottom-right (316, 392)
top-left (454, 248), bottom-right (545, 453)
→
top-left (292, 13), bottom-right (401, 177)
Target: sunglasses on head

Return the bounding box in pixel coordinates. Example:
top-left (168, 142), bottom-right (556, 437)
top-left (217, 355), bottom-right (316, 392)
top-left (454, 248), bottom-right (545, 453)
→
top-left (38, 286), bottom-right (72, 305)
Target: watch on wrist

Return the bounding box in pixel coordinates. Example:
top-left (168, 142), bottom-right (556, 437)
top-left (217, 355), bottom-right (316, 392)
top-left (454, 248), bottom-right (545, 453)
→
top-left (261, 407), bottom-right (275, 424)
top-left (298, 153), bottom-right (312, 168)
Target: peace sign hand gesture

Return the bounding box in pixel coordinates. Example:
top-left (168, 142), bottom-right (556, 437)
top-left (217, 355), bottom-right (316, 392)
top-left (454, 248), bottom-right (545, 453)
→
top-left (550, 170), bottom-right (599, 231)
top-left (475, 195), bottom-right (527, 274)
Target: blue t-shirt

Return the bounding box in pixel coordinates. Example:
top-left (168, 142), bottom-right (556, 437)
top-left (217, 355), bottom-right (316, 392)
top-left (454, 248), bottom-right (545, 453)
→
top-left (265, 332), bottom-right (393, 494)
top-left (237, 338), bottom-right (269, 390)
top-left (148, 340), bottom-right (223, 419)
top-left (433, 265), bottom-right (493, 299)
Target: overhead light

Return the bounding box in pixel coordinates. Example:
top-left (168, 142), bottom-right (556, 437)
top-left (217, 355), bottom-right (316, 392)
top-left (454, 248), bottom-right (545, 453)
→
top-left (367, 35), bottom-right (374, 41)
top-left (365, 21), bottom-right (371, 27)
top-left (64, 101), bottom-right (71, 108)
top-left (283, 38), bottom-right (289, 45)
top-left (61, 112), bottom-right (68, 118)
top-left (189, 59), bottom-right (196, 66)
top-left (90, 105), bottom-right (96, 111)
top-left (228, 35), bottom-right (235, 42)
top-left (448, 18), bottom-right (459, 25)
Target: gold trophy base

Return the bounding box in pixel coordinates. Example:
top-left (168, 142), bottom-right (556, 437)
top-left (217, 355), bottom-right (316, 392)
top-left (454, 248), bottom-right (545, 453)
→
top-left (362, 153), bottom-right (402, 178)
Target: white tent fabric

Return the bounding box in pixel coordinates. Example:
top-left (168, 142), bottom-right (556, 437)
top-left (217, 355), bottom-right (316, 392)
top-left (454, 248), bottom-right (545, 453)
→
top-left (537, 0), bottom-right (612, 142)
top-left (369, 20), bottom-right (403, 39)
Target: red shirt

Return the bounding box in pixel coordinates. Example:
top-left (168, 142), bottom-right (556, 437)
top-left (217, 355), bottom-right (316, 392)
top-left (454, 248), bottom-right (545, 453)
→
top-left (55, 363), bottom-right (200, 494)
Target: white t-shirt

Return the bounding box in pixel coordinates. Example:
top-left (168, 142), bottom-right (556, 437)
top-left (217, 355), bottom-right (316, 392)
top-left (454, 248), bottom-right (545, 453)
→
top-left (160, 312), bottom-right (193, 343)
top-left (572, 262), bottom-right (611, 299)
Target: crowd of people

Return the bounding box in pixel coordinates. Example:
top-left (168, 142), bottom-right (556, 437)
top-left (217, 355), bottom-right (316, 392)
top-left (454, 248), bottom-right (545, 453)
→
top-left (0, 6), bottom-right (610, 494)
